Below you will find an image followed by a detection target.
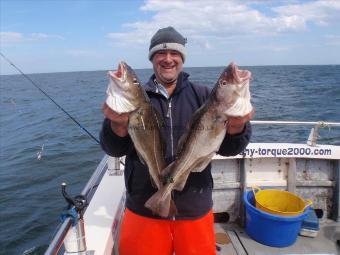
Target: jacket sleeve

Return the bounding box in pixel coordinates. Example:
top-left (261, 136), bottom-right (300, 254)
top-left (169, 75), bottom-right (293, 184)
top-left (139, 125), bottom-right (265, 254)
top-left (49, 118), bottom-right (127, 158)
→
top-left (217, 121), bottom-right (252, 156)
top-left (99, 118), bottom-right (133, 157)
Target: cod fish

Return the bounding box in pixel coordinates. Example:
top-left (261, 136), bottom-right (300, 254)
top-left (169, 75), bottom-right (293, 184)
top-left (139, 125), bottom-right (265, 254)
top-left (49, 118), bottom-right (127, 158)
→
top-left (106, 61), bottom-right (166, 189)
top-left (145, 62), bottom-right (253, 217)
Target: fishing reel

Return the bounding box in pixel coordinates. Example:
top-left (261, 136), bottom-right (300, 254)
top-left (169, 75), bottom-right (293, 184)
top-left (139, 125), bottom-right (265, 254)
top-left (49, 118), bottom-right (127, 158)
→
top-left (61, 182), bottom-right (88, 214)
top-left (61, 183), bottom-right (92, 254)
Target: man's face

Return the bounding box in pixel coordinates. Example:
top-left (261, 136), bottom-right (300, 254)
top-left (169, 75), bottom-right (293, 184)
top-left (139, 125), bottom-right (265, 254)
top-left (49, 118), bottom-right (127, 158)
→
top-left (152, 50), bottom-right (183, 86)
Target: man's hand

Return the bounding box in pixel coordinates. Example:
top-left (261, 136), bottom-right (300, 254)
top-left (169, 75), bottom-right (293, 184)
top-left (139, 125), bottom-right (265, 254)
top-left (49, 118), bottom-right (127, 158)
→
top-left (102, 102), bottom-right (129, 137)
top-left (226, 108), bottom-right (255, 135)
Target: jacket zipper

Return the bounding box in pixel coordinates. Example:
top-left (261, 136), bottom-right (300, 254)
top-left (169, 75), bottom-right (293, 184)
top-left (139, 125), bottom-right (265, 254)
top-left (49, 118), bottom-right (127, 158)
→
top-left (166, 98), bottom-right (174, 158)
top-left (166, 98), bottom-right (176, 220)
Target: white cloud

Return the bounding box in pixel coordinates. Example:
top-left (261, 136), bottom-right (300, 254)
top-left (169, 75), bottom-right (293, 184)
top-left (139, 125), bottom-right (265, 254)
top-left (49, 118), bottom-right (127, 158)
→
top-left (106, 0), bottom-right (340, 49)
top-left (106, 31), bottom-right (150, 45)
top-left (0, 32), bottom-right (24, 43)
top-left (66, 49), bottom-right (97, 57)
top-left (30, 33), bottom-right (65, 40)
top-left (267, 46), bottom-right (291, 52)
top-left (273, 0), bottom-right (340, 26)
top-left (0, 31), bottom-right (64, 46)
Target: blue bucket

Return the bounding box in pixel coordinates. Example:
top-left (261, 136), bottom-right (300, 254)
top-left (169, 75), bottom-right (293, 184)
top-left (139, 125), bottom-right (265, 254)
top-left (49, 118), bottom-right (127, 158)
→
top-left (243, 190), bottom-right (309, 247)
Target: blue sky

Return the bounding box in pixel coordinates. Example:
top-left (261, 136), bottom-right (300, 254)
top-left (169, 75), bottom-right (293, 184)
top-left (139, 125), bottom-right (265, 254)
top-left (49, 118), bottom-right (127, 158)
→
top-left (1, 0), bottom-right (340, 75)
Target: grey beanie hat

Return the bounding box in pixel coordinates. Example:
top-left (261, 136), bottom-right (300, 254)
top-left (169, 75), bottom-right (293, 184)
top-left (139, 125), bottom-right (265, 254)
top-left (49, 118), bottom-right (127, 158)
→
top-left (148, 26), bottom-right (187, 62)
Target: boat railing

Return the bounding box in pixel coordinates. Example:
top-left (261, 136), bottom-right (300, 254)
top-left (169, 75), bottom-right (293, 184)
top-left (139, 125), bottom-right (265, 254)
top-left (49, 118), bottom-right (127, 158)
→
top-left (44, 120), bottom-right (340, 254)
top-left (250, 120), bottom-right (340, 126)
top-left (251, 120), bottom-right (340, 146)
top-left (44, 156), bottom-right (122, 255)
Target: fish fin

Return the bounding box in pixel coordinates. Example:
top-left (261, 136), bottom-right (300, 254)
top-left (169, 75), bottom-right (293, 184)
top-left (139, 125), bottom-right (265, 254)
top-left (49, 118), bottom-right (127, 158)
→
top-left (175, 106), bottom-right (207, 157)
top-left (145, 187), bottom-right (172, 218)
top-left (168, 196), bottom-right (178, 217)
top-left (173, 153), bottom-right (216, 191)
top-left (135, 150), bottom-right (159, 189)
top-left (136, 151), bottom-right (146, 166)
top-left (191, 153), bottom-right (216, 172)
top-left (160, 158), bottom-right (207, 192)
top-left (149, 175), bottom-right (159, 189)
top-left (150, 105), bottom-right (164, 129)
top-left (160, 162), bottom-right (175, 180)
top-left (151, 106), bottom-right (167, 159)
top-left (173, 171), bottom-right (191, 191)
top-left (176, 131), bottom-right (190, 158)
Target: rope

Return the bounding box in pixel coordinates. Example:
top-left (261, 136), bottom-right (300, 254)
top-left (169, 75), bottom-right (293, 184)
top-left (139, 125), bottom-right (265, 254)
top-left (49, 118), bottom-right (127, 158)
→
top-left (0, 52), bottom-right (100, 144)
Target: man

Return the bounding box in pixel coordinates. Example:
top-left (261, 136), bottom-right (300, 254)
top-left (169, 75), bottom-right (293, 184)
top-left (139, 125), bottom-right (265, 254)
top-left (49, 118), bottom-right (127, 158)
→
top-left (100, 26), bottom-right (253, 255)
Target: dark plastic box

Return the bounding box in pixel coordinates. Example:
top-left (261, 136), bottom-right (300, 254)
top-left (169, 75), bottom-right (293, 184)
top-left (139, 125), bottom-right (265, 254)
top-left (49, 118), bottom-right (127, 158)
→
top-left (300, 209), bottom-right (319, 237)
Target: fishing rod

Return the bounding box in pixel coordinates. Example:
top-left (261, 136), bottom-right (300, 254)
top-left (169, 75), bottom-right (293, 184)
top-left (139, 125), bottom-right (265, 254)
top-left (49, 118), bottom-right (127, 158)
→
top-left (0, 52), bottom-right (100, 144)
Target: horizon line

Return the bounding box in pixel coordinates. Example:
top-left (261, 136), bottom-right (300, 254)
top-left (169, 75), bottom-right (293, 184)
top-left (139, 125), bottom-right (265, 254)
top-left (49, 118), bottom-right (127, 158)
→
top-left (1, 63), bottom-right (340, 76)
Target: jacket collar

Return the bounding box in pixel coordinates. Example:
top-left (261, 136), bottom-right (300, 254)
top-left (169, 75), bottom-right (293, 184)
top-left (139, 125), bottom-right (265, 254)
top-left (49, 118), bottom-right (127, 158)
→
top-left (144, 72), bottom-right (190, 96)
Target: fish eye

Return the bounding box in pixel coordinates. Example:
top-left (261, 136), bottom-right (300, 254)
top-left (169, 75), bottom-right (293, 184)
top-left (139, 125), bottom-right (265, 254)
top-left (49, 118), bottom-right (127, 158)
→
top-left (219, 79), bottom-right (228, 86)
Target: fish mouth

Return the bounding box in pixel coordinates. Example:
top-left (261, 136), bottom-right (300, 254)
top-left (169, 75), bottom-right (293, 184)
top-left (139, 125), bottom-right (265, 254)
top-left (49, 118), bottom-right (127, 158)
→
top-left (110, 62), bottom-right (127, 81)
top-left (234, 63), bottom-right (251, 81)
top-left (221, 62), bottom-right (251, 85)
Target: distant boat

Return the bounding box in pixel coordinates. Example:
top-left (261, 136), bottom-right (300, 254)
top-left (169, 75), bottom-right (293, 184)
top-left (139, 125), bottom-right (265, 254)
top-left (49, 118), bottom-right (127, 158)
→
top-left (45, 120), bottom-right (340, 255)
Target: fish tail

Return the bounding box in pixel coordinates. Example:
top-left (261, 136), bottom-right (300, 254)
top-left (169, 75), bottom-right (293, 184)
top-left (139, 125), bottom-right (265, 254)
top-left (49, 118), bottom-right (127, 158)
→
top-left (145, 187), bottom-right (175, 218)
top-left (169, 197), bottom-right (178, 217)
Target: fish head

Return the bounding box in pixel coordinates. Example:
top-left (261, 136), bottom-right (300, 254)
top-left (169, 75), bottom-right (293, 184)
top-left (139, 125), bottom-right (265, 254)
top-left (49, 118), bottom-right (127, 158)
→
top-left (106, 61), bottom-right (144, 113)
top-left (108, 61), bottom-right (141, 97)
top-left (215, 62), bottom-right (252, 116)
top-left (217, 62), bottom-right (251, 94)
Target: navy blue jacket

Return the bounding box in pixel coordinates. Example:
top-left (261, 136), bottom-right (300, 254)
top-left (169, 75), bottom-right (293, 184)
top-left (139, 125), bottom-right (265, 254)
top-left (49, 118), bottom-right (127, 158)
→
top-left (100, 72), bottom-right (251, 220)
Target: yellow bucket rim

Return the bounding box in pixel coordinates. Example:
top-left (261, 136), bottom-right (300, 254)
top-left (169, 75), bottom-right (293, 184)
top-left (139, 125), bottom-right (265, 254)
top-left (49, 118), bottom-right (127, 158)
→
top-left (252, 186), bottom-right (313, 216)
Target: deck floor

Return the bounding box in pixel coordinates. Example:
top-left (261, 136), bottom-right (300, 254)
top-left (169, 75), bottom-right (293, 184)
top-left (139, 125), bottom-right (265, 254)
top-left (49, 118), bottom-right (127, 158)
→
top-left (215, 220), bottom-right (340, 255)
top-left (113, 216), bottom-right (340, 254)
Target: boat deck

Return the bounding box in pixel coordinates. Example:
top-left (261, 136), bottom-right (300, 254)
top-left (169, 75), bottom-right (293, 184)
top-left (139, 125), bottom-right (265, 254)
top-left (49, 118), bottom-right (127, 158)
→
top-left (215, 220), bottom-right (340, 255)
top-left (112, 214), bottom-right (340, 254)
top-left (44, 135), bottom-right (340, 255)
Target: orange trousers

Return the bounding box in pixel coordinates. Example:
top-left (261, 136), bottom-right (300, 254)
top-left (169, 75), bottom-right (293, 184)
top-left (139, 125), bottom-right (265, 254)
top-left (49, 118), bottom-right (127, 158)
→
top-left (118, 208), bottom-right (216, 255)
